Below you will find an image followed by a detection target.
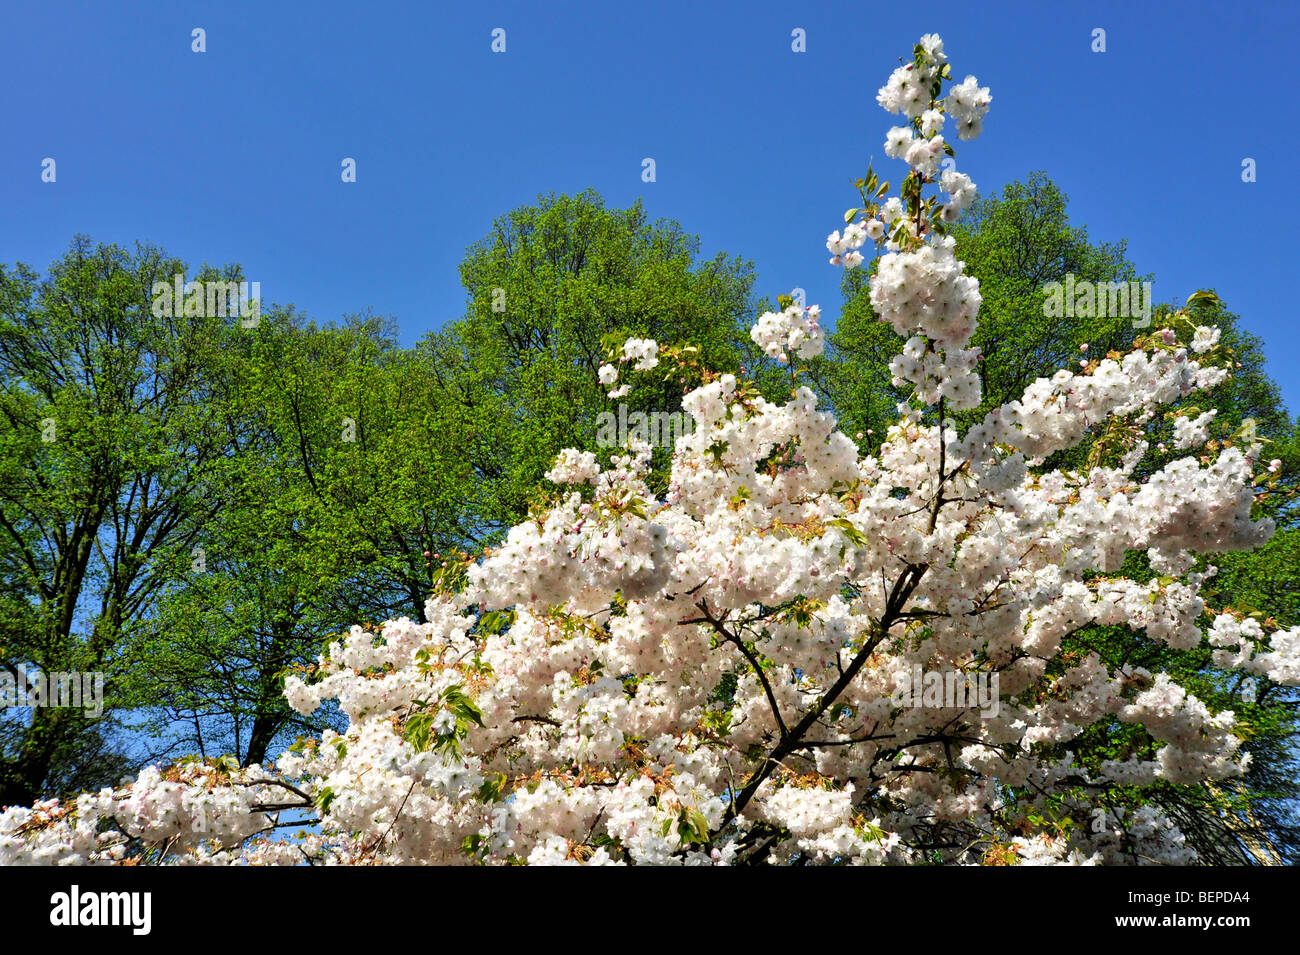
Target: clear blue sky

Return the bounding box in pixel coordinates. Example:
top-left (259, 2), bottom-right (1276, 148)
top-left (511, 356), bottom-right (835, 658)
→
top-left (2, 0), bottom-right (1296, 413)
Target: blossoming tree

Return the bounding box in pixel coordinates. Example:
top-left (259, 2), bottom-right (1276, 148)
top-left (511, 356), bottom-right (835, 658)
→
top-left (4, 35), bottom-right (1296, 866)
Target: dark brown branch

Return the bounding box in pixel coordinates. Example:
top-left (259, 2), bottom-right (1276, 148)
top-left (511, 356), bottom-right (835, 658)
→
top-left (512, 715), bottom-right (560, 727)
top-left (693, 599), bottom-right (790, 739)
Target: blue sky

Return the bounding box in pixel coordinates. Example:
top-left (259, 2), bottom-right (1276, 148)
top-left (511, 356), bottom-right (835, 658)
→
top-left (2, 0), bottom-right (1297, 413)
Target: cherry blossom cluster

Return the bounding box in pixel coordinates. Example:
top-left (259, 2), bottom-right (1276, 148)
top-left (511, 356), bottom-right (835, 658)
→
top-left (750, 302), bottom-right (824, 362)
top-left (622, 337), bottom-right (659, 371)
top-left (1208, 614), bottom-right (1300, 685)
top-left (876, 34), bottom-right (949, 119)
top-left (599, 338), bottom-right (661, 398)
top-left (944, 75), bottom-right (993, 140)
top-left (834, 37), bottom-right (993, 410)
top-left (0, 762), bottom-right (299, 865)
top-left (1, 35), bottom-right (1291, 868)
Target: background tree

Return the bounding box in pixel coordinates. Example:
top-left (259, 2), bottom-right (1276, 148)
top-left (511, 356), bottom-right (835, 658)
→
top-left (127, 308), bottom-right (390, 766)
top-left (0, 237), bottom-right (232, 804)
top-left (427, 189), bottom-right (764, 502)
top-left (133, 192), bottom-right (768, 765)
